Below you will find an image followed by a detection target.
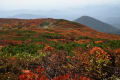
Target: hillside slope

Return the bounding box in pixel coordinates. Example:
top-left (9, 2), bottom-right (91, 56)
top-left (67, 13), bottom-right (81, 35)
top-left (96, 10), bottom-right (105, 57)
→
top-left (0, 18), bottom-right (120, 80)
top-left (0, 18), bottom-right (119, 40)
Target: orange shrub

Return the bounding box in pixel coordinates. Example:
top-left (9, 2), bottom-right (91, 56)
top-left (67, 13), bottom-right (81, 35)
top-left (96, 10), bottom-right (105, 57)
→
top-left (90, 47), bottom-right (110, 60)
top-left (94, 41), bottom-right (103, 44)
top-left (44, 45), bottom-right (54, 52)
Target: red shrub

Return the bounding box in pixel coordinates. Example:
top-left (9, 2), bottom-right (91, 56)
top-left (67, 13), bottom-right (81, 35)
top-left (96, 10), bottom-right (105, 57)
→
top-left (0, 40), bottom-right (22, 46)
top-left (19, 72), bottom-right (37, 80)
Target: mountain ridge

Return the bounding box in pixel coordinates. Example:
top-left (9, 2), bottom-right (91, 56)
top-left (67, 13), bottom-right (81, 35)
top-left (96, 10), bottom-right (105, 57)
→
top-left (0, 18), bottom-right (119, 40)
top-left (74, 16), bottom-right (120, 34)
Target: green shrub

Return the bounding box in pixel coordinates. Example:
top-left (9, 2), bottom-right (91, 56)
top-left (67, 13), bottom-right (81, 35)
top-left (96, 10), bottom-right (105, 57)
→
top-left (93, 40), bottom-right (120, 49)
top-left (13, 30), bottom-right (37, 41)
top-left (51, 42), bottom-right (87, 56)
top-left (88, 53), bottom-right (112, 79)
top-left (0, 30), bottom-right (9, 35)
top-left (1, 44), bottom-right (45, 56)
top-left (40, 22), bottom-right (50, 26)
top-left (13, 37), bottom-right (28, 41)
top-left (86, 40), bottom-right (120, 49)
top-left (105, 40), bottom-right (120, 49)
top-left (87, 42), bottom-right (108, 48)
top-left (15, 30), bottom-right (36, 35)
top-left (40, 33), bottom-right (64, 39)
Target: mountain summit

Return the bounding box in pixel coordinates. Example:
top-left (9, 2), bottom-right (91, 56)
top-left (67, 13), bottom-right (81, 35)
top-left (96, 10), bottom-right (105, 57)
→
top-left (74, 16), bottom-right (120, 34)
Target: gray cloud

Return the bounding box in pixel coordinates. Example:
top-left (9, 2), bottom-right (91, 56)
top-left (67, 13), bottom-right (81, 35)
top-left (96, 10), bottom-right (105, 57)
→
top-left (0, 0), bottom-right (120, 21)
top-left (0, 0), bottom-right (120, 10)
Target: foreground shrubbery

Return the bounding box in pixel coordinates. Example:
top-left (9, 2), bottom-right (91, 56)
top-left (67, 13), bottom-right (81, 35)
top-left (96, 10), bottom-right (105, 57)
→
top-left (0, 30), bottom-right (120, 80)
top-left (0, 45), bottom-right (120, 80)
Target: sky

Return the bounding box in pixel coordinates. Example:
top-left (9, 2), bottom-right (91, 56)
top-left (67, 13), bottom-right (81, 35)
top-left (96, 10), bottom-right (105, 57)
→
top-left (0, 0), bottom-right (120, 21)
top-left (0, 0), bottom-right (120, 10)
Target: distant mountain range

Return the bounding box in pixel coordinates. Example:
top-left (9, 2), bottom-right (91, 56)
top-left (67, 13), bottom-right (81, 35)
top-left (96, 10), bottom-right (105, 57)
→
top-left (74, 16), bottom-right (120, 34)
top-left (102, 17), bottom-right (120, 29)
top-left (12, 14), bottom-right (45, 19)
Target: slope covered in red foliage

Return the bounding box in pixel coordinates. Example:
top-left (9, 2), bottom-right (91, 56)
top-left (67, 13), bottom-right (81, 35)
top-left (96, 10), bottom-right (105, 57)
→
top-left (0, 18), bottom-right (120, 80)
top-left (0, 18), bottom-right (119, 40)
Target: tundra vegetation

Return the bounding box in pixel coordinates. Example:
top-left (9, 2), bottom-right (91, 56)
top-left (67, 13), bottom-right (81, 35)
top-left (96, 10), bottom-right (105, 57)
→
top-left (0, 18), bottom-right (120, 80)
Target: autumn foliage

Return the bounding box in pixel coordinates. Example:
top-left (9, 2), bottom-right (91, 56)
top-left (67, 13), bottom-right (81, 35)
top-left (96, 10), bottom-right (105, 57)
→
top-left (19, 66), bottom-right (93, 80)
top-left (0, 18), bottom-right (120, 80)
top-left (90, 47), bottom-right (111, 60)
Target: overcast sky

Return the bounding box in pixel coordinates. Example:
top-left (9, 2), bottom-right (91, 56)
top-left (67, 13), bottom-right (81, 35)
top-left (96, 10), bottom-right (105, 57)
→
top-left (0, 0), bottom-right (120, 10)
top-left (0, 0), bottom-right (120, 21)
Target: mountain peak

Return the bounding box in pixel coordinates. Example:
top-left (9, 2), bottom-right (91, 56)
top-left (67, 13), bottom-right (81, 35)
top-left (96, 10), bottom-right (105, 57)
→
top-left (75, 16), bottom-right (120, 34)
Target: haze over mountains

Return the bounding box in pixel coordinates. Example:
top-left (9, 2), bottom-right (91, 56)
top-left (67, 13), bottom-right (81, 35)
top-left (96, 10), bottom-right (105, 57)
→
top-left (101, 17), bottom-right (120, 29)
top-left (0, 4), bottom-right (120, 20)
top-left (12, 14), bottom-right (45, 19)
